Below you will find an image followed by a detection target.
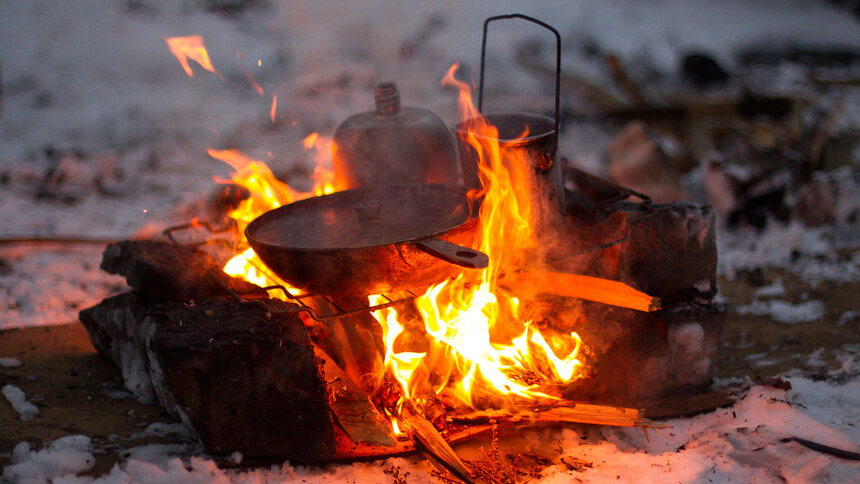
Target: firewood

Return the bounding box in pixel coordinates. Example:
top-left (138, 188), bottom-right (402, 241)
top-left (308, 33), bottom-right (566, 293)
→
top-left (450, 401), bottom-right (644, 428)
top-left (315, 347), bottom-right (396, 447)
top-left (100, 240), bottom-right (265, 301)
top-left (505, 269), bottom-right (660, 312)
top-left (399, 403), bottom-right (473, 483)
top-left (80, 293), bottom-right (337, 461)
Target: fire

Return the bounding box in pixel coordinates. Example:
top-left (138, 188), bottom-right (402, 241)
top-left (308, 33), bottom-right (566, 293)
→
top-left (164, 35), bottom-right (221, 79)
top-left (198, 55), bottom-right (587, 421)
top-left (303, 133), bottom-right (336, 196)
top-left (270, 94), bottom-right (278, 125)
top-left (212, 136), bottom-right (336, 297)
top-left (370, 64), bottom-right (585, 413)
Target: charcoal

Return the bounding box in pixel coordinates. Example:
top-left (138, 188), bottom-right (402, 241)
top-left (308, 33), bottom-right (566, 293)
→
top-left (80, 293), bottom-right (337, 461)
top-left (100, 240), bottom-right (265, 301)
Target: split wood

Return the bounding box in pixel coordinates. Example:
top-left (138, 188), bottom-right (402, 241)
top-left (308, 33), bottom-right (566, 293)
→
top-left (506, 269), bottom-right (660, 312)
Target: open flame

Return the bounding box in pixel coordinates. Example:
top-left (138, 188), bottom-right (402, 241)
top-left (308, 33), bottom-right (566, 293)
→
top-left (165, 35), bottom-right (221, 79)
top-left (369, 64), bottom-right (585, 420)
top-left (214, 134), bottom-right (335, 296)
top-left (211, 62), bottom-right (589, 430)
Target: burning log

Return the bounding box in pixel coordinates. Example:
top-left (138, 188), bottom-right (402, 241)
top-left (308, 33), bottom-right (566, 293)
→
top-left (100, 240), bottom-right (265, 301)
top-left (505, 269), bottom-right (660, 312)
top-left (80, 292), bottom-right (337, 461)
top-left (450, 402), bottom-right (643, 428)
top-left (315, 347), bottom-right (395, 447)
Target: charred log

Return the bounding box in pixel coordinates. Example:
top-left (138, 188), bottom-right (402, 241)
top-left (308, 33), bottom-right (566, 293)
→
top-left (100, 240), bottom-right (265, 302)
top-left (80, 293), bottom-right (336, 461)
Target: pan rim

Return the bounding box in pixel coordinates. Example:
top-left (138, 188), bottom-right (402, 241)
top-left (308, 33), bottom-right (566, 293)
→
top-left (244, 183), bottom-right (480, 251)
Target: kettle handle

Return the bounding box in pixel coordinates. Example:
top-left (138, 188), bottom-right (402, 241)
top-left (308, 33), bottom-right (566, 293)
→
top-left (478, 14), bottom-right (561, 138)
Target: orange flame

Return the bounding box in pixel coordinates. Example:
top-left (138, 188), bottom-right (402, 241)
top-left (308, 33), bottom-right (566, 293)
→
top-left (270, 94), bottom-right (278, 126)
top-left (370, 64), bottom-right (585, 412)
top-left (303, 133), bottom-right (336, 196)
top-left (165, 35), bottom-right (221, 79)
top-left (210, 63), bottom-right (587, 427)
top-left (212, 136), bottom-right (336, 297)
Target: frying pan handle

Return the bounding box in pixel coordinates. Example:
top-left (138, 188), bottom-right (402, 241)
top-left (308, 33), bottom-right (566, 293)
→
top-left (413, 238), bottom-right (489, 269)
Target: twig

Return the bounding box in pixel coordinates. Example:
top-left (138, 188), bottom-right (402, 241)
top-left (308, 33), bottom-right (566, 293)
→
top-left (399, 403), bottom-right (473, 483)
top-left (450, 401), bottom-right (646, 428)
top-left (787, 437), bottom-right (860, 461)
top-left (0, 236), bottom-right (116, 246)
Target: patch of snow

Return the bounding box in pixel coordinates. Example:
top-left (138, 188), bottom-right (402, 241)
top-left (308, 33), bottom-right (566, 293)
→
top-left (693, 278), bottom-right (712, 293)
top-left (128, 422), bottom-right (197, 442)
top-left (735, 299), bottom-right (825, 324)
top-left (1, 384), bottom-right (39, 421)
top-left (753, 279), bottom-right (785, 298)
top-left (120, 442), bottom-right (204, 463)
top-left (228, 451), bottom-right (243, 465)
top-left (0, 247), bottom-right (128, 330)
top-left (2, 435), bottom-right (95, 482)
top-left (544, 376), bottom-right (860, 483)
top-left (718, 221), bottom-right (860, 284)
top-left (0, 357), bottom-right (22, 368)
top-left (804, 348), bottom-right (828, 370)
top-left (837, 310), bottom-right (860, 327)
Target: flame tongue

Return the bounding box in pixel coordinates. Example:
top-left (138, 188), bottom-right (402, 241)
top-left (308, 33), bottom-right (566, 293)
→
top-left (165, 35), bottom-right (221, 79)
top-left (214, 135), bottom-right (335, 296)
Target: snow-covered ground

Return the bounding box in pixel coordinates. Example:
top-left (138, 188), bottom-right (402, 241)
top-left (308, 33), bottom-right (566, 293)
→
top-left (1, 0), bottom-right (859, 482)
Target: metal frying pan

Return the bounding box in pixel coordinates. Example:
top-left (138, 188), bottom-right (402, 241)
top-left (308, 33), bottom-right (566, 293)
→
top-left (245, 183), bottom-right (488, 295)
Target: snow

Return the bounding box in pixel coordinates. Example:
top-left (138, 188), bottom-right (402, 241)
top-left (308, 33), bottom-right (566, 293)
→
top-left (1, 0), bottom-right (859, 482)
top-left (735, 299), bottom-right (825, 324)
top-left (2, 376), bottom-right (857, 483)
top-left (2, 436), bottom-right (95, 483)
top-left (0, 357), bottom-right (23, 368)
top-left (2, 384), bottom-right (40, 422)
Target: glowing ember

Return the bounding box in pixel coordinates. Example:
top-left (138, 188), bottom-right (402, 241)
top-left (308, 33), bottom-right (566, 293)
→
top-left (270, 94), bottom-right (278, 125)
top-left (164, 35), bottom-right (221, 79)
top-left (236, 51), bottom-right (265, 96)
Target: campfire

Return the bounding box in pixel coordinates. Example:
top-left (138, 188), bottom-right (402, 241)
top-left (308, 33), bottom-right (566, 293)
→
top-left (79, 15), bottom-right (724, 479)
top-left (209, 62), bottom-right (652, 466)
